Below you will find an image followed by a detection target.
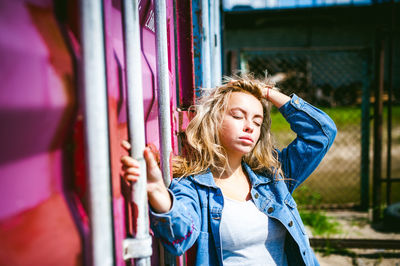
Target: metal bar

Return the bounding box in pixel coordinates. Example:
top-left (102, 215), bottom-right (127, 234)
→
top-left (122, 0), bottom-right (152, 264)
top-left (155, 1), bottom-right (175, 265)
top-left (239, 50), bottom-right (249, 73)
top-left (372, 28), bottom-right (385, 223)
top-left (210, 0), bottom-right (222, 87)
top-left (310, 238), bottom-right (400, 249)
top-left (241, 46), bottom-right (368, 52)
top-left (382, 178), bottom-right (400, 182)
top-left (360, 49), bottom-right (371, 211)
top-left (192, 0), bottom-right (203, 95)
top-left (80, 0), bottom-right (114, 265)
top-left (155, 0), bottom-right (173, 188)
top-left (201, 0), bottom-right (211, 88)
top-left (386, 0), bottom-right (395, 206)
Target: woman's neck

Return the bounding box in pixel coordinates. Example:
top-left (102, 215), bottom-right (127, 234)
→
top-left (213, 155), bottom-right (251, 202)
top-left (220, 154), bottom-right (244, 179)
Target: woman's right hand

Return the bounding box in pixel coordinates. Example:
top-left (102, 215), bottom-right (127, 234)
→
top-left (120, 140), bottom-right (172, 213)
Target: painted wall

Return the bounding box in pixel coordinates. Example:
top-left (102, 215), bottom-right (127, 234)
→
top-left (0, 1), bottom-right (81, 264)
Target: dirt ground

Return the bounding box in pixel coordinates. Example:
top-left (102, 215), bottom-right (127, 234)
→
top-left (311, 210), bottom-right (400, 266)
top-left (316, 251), bottom-right (400, 266)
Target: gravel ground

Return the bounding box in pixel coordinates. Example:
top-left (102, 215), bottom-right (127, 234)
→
top-left (311, 210), bottom-right (400, 266)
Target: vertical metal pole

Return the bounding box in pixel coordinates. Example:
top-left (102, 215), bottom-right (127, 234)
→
top-left (239, 51), bottom-right (248, 73)
top-left (201, 0), bottom-right (211, 88)
top-left (210, 0), bottom-right (222, 87)
top-left (155, 0), bottom-right (173, 188)
top-left (122, 0), bottom-right (152, 264)
top-left (386, 0), bottom-right (395, 206)
top-left (372, 29), bottom-right (385, 223)
top-left (155, 1), bottom-right (175, 265)
top-left (80, 0), bottom-right (114, 265)
top-left (192, 0), bottom-right (202, 96)
top-left (360, 50), bottom-right (371, 211)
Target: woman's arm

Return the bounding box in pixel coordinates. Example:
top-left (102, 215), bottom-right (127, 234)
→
top-left (266, 92), bottom-right (337, 193)
top-left (149, 179), bottom-right (202, 256)
top-left (263, 86), bottom-right (291, 108)
top-left (120, 142), bottom-right (201, 255)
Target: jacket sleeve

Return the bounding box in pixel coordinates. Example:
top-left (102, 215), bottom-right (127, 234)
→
top-left (277, 94), bottom-right (337, 193)
top-left (149, 177), bottom-right (201, 256)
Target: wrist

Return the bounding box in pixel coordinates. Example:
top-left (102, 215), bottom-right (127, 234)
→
top-left (264, 86), bottom-right (272, 100)
top-left (148, 180), bottom-right (169, 202)
top-left (148, 182), bottom-right (172, 213)
top-left (267, 89), bottom-right (291, 108)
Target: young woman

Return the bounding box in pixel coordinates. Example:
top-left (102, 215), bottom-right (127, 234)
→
top-left (121, 75), bottom-right (337, 265)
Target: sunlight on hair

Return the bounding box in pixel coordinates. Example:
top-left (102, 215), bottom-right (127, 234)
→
top-left (173, 73), bottom-right (284, 179)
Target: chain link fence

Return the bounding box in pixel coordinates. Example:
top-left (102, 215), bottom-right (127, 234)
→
top-left (240, 49), bottom-right (370, 207)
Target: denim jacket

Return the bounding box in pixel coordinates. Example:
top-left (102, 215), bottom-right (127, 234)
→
top-left (150, 94), bottom-right (337, 265)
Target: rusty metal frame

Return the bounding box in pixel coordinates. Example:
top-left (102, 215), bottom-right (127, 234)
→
top-left (311, 238), bottom-right (400, 249)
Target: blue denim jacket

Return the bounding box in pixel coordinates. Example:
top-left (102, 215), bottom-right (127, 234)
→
top-left (150, 95), bottom-right (337, 265)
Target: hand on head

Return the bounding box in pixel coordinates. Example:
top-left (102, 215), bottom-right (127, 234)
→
top-left (261, 85), bottom-right (274, 100)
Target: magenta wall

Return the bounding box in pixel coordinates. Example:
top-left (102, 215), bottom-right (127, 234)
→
top-left (0, 0), bottom-right (181, 264)
top-left (0, 0), bottom-right (81, 264)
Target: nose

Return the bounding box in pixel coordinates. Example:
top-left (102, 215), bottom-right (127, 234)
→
top-left (243, 121), bottom-right (254, 133)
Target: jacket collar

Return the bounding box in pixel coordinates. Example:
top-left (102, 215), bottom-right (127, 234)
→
top-left (242, 162), bottom-right (272, 187)
top-left (191, 162), bottom-right (272, 188)
top-left (191, 169), bottom-right (218, 188)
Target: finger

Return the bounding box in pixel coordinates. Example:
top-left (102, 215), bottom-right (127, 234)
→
top-left (121, 140), bottom-right (131, 151)
top-left (122, 162), bottom-right (140, 170)
top-left (121, 156), bottom-right (139, 167)
top-left (124, 174), bottom-right (138, 182)
top-left (122, 165), bottom-right (137, 171)
top-left (146, 143), bottom-right (160, 164)
top-left (143, 147), bottom-right (159, 169)
top-left (124, 167), bottom-right (140, 176)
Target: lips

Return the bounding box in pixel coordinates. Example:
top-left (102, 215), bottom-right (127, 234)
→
top-left (239, 136), bottom-right (253, 143)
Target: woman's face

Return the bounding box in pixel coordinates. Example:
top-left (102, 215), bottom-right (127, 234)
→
top-left (219, 92), bottom-right (264, 157)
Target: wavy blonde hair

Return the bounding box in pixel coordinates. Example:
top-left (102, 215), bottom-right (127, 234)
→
top-left (173, 74), bottom-right (283, 179)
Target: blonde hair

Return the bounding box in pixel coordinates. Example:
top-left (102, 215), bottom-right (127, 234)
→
top-left (173, 74), bottom-right (283, 179)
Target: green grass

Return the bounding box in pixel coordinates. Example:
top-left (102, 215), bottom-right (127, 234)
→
top-left (294, 186), bottom-right (341, 236)
top-left (300, 210), bottom-right (341, 236)
top-left (269, 106), bottom-right (363, 133)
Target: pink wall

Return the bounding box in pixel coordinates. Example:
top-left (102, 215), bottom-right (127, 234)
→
top-left (0, 1), bottom-right (81, 264)
top-left (0, 0), bottom-right (182, 264)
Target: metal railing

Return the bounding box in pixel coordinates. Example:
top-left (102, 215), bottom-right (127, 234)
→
top-left (155, 0), bottom-right (173, 188)
top-left (122, 0), bottom-right (152, 264)
top-left (80, 0), bottom-right (114, 265)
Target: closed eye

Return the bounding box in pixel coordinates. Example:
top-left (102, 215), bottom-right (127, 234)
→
top-left (230, 110), bottom-right (244, 119)
top-left (253, 118), bottom-right (263, 127)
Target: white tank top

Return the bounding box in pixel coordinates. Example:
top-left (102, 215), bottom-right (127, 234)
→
top-left (220, 197), bottom-right (288, 266)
